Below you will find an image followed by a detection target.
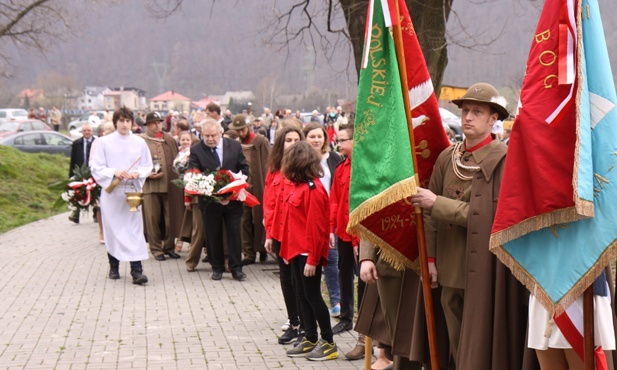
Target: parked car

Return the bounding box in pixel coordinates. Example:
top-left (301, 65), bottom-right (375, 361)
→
top-left (0, 108), bottom-right (29, 123)
top-left (0, 119), bottom-right (52, 138)
top-left (300, 112), bottom-right (325, 125)
top-left (69, 125), bottom-right (100, 140)
top-left (0, 131), bottom-right (73, 156)
top-left (439, 108), bottom-right (464, 142)
top-left (67, 111), bottom-right (106, 131)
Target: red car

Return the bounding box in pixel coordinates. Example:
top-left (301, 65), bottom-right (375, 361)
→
top-left (0, 119), bottom-right (52, 138)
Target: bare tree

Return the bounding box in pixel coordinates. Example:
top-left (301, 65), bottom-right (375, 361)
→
top-left (148, 1), bottom-right (454, 95)
top-left (0, 0), bottom-right (70, 53)
top-left (0, 0), bottom-right (73, 79)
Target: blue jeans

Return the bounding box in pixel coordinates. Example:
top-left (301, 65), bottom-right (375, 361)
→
top-left (323, 244), bottom-right (341, 308)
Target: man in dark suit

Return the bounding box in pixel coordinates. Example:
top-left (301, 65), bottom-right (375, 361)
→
top-left (68, 123), bottom-right (95, 224)
top-left (188, 119), bottom-right (250, 281)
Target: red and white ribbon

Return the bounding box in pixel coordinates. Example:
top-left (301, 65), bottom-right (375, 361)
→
top-left (68, 177), bottom-right (97, 207)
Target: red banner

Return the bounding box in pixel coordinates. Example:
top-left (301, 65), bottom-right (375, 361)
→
top-left (491, 0), bottom-right (580, 239)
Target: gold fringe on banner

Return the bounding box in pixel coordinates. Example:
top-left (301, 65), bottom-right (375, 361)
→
top-left (489, 206), bottom-right (586, 252)
top-left (347, 176), bottom-right (417, 236)
top-left (351, 223), bottom-right (417, 271)
top-left (492, 237), bottom-right (617, 316)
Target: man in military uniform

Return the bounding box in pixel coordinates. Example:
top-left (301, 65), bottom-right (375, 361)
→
top-left (411, 83), bottom-right (529, 370)
top-left (140, 112), bottom-right (184, 261)
top-left (228, 114), bottom-right (270, 265)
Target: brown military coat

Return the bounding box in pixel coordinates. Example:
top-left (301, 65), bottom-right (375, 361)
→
top-left (241, 134), bottom-right (270, 251)
top-left (139, 132), bottom-right (183, 244)
top-left (424, 139), bottom-right (533, 370)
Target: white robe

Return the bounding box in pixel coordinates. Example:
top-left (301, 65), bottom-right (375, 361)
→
top-left (90, 131), bottom-right (153, 261)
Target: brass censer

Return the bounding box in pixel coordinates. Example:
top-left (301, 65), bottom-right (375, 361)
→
top-left (125, 191), bottom-right (143, 212)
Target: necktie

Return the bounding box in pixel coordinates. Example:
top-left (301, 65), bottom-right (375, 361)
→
top-left (210, 147), bottom-right (221, 167)
top-left (84, 138), bottom-right (90, 165)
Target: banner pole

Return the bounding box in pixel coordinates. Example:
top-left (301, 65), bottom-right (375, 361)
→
top-left (364, 336), bottom-right (373, 370)
top-left (583, 286), bottom-right (594, 370)
top-left (391, 1), bottom-right (440, 368)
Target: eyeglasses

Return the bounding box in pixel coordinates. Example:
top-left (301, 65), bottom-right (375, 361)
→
top-left (338, 138), bottom-right (352, 143)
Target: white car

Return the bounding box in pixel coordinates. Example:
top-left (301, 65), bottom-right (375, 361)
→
top-left (0, 108), bottom-right (29, 123)
top-left (439, 108), bottom-right (464, 142)
top-left (67, 111), bottom-right (105, 131)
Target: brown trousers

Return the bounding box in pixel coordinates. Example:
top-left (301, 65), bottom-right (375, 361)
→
top-left (185, 205), bottom-right (205, 269)
top-left (143, 193), bottom-right (173, 256)
top-left (440, 286), bottom-right (464, 367)
top-left (241, 205), bottom-right (265, 260)
top-left (377, 271), bottom-right (423, 370)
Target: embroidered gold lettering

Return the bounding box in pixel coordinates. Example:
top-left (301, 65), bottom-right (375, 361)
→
top-left (367, 23), bottom-right (387, 108)
top-left (535, 29), bottom-right (551, 44)
top-left (594, 173), bottom-right (610, 189)
top-left (539, 50), bottom-right (557, 66)
top-left (549, 223), bottom-right (569, 238)
top-left (544, 74), bottom-right (558, 89)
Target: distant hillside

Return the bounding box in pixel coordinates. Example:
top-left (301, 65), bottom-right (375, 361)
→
top-left (3, 0), bottom-right (617, 102)
top-left (0, 146), bottom-right (69, 233)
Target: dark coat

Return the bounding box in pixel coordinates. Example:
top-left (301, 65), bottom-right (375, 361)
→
top-left (326, 151), bottom-right (343, 188)
top-left (188, 137), bottom-right (249, 210)
top-left (69, 136), bottom-right (95, 177)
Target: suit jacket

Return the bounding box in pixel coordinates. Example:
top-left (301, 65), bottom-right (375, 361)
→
top-left (69, 136), bottom-right (95, 177)
top-left (188, 138), bottom-right (249, 209)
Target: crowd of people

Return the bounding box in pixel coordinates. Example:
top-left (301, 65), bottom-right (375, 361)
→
top-left (70, 102), bottom-right (364, 363)
top-left (67, 84), bottom-right (616, 369)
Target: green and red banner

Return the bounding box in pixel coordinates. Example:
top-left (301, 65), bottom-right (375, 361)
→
top-left (347, 0), bottom-right (450, 270)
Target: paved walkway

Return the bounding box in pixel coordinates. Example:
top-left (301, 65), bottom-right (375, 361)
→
top-left (0, 213), bottom-right (368, 369)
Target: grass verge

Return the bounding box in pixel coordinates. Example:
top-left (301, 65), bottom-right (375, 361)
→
top-left (0, 146), bottom-right (69, 234)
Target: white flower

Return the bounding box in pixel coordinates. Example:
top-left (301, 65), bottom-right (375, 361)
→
top-left (491, 95), bottom-right (507, 109)
top-left (61, 192), bottom-right (70, 202)
top-left (68, 190), bottom-right (75, 197)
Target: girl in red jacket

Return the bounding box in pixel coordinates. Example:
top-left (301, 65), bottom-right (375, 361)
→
top-left (263, 124), bottom-right (304, 345)
top-left (279, 141), bottom-right (338, 361)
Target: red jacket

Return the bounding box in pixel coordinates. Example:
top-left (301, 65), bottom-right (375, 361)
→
top-left (280, 179), bottom-right (330, 266)
top-left (263, 171), bottom-right (288, 240)
top-left (329, 158), bottom-right (359, 246)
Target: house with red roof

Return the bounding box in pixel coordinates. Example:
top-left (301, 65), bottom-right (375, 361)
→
top-left (150, 90), bottom-right (192, 113)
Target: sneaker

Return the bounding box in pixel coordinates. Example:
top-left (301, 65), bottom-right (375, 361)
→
top-left (329, 304), bottom-right (341, 318)
top-left (306, 339), bottom-right (339, 361)
top-left (278, 327), bottom-right (300, 344)
top-left (286, 338), bottom-right (317, 357)
top-left (293, 330), bottom-right (306, 347)
top-left (281, 319), bottom-right (290, 331)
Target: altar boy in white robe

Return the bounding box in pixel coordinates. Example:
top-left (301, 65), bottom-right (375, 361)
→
top-left (90, 107), bottom-right (154, 284)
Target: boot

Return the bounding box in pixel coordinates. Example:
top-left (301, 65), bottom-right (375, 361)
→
top-left (108, 259), bottom-right (120, 280)
top-left (109, 267), bottom-right (120, 280)
top-left (345, 334), bottom-right (371, 360)
top-left (131, 268), bottom-right (148, 285)
top-left (68, 210), bottom-right (80, 224)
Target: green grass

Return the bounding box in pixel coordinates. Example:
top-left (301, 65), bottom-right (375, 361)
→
top-left (0, 146), bottom-right (70, 234)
